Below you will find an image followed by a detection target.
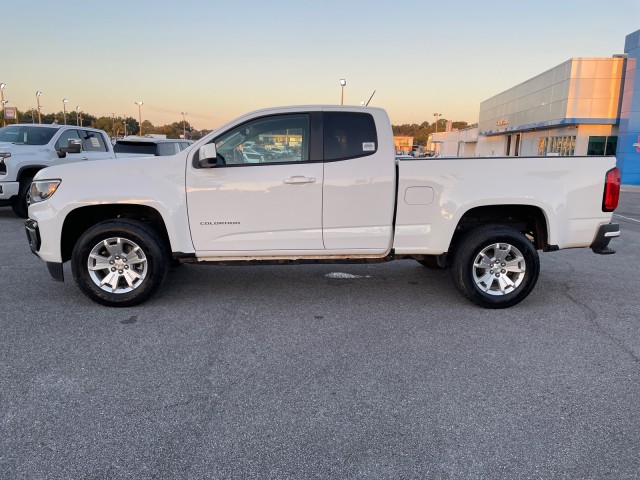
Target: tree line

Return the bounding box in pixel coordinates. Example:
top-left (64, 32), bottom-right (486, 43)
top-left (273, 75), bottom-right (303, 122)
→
top-left (392, 119), bottom-right (472, 145)
top-left (3, 108), bottom-right (471, 144)
top-left (1, 108), bottom-right (206, 139)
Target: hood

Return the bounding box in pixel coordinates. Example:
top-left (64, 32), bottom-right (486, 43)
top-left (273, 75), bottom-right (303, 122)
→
top-left (33, 153), bottom-right (185, 182)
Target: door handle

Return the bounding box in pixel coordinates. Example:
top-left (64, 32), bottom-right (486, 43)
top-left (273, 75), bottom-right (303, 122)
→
top-left (81, 157), bottom-right (88, 160)
top-left (283, 176), bottom-right (316, 184)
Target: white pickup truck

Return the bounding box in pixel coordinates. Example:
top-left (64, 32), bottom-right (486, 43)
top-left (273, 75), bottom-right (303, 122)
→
top-left (24, 106), bottom-right (621, 308)
top-left (0, 124), bottom-right (115, 217)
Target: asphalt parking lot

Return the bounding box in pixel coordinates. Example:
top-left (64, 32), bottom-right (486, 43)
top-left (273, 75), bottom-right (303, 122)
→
top-left (1, 188), bottom-right (640, 480)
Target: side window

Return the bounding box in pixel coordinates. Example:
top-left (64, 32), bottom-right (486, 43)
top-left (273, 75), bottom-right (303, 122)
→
top-left (55, 129), bottom-right (81, 151)
top-left (81, 130), bottom-right (108, 152)
top-left (323, 112), bottom-right (378, 161)
top-left (157, 142), bottom-right (180, 156)
top-left (214, 114), bottom-right (309, 166)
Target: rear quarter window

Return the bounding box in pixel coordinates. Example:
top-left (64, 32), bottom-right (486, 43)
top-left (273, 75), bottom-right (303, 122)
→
top-left (81, 131), bottom-right (108, 152)
top-left (323, 112), bottom-right (378, 161)
top-left (114, 142), bottom-right (156, 155)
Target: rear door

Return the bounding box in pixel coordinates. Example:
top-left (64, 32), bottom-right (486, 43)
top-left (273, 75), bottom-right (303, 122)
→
top-left (79, 129), bottom-right (114, 160)
top-left (321, 109), bottom-right (396, 252)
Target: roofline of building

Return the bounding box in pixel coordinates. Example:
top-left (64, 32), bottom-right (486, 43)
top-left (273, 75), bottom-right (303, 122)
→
top-left (479, 117), bottom-right (619, 136)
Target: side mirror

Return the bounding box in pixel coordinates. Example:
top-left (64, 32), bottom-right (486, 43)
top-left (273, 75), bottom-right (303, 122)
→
top-left (197, 143), bottom-right (218, 168)
top-left (59, 139), bottom-right (82, 157)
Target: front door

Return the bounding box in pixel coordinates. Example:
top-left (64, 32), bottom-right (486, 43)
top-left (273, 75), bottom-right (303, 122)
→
top-left (187, 113), bottom-right (324, 253)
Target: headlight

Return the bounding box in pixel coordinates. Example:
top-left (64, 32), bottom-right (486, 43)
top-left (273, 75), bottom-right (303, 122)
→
top-left (30, 179), bottom-right (61, 203)
top-left (0, 152), bottom-right (11, 159)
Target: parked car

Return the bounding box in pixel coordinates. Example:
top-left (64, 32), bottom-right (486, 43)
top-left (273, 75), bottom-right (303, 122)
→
top-left (0, 124), bottom-right (115, 217)
top-left (113, 137), bottom-right (193, 157)
top-left (26, 106), bottom-right (620, 308)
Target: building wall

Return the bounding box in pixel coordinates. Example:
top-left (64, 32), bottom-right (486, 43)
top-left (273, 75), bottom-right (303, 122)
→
top-left (479, 58), bottom-right (624, 136)
top-left (473, 124), bottom-right (617, 157)
top-left (393, 136), bottom-right (413, 154)
top-left (617, 29), bottom-right (640, 184)
top-left (430, 127), bottom-right (478, 156)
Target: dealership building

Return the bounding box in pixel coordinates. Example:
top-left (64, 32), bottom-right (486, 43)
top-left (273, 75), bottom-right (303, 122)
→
top-left (430, 28), bottom-right (640, 185)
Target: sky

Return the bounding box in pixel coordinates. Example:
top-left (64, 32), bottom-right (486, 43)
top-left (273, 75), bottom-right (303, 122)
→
top-left (2, 0), bottom-right (639, 130)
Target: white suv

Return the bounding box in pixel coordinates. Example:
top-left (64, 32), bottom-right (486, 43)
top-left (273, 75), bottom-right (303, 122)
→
top-left (113, 137), bottom-right (193, 157)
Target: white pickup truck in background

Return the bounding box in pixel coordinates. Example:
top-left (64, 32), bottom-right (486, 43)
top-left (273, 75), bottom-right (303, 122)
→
top-left (0, 124), bottom-right (115, 217)
top-left (25, 106), bottom-right (621, 308)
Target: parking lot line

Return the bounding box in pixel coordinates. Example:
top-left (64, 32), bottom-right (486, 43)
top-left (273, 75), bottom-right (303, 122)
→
top-left (614, 213), bottom-right (640, 223)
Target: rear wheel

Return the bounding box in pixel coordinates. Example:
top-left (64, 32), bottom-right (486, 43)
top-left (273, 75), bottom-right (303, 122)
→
top-left (451, 225), bottom-right (539, 309)
top-left (71, 219), bottom-right (170, 307)
top-left (11, 177), bottom-right (33, 218)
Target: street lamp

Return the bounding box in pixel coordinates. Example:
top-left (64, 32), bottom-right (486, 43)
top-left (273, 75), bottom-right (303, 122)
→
top-left (135, 101), bottom-right (143, 136)
top-left (75, 106), bottom-right (80, 126)
top-left (433, 112), bottom-right (442, 133)
top-left (0, 83), bottom-right (6, 126)
top-left (62, 98), bottom-right (68, 125)
top-left (36, 91), bottom-right (43, 123)
top-left (181, 112), bottom-right (188, 139)
top-left (340, 78), bottom-right (346, 105)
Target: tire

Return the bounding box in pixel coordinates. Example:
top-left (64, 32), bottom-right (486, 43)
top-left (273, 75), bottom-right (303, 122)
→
top-left (450, 225), bottom-right (539, 309)
top-left (417, 256), bottom-right (443, 269)
top-left (71, 219), bottom-right (170, 307)
top-left (11, 177), bottom-right (33, 218)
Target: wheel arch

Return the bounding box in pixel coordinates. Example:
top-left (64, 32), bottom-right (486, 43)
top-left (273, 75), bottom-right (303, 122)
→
top-left (61, 204), bottom-right (171, 262)
top-left (448, 204), bottom-right (550, 255)
top-left (17, 165), bottom-right (48, 181)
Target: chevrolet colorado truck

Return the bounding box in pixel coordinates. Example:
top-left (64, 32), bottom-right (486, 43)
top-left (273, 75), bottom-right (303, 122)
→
top-left (24, 106), bottom-right (621, 308)
top-left (0, 124), bottom-right (115, 217)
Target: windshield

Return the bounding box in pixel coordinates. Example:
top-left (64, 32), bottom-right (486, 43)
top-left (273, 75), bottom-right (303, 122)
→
top-left (114, 142), bottom-right (157, 155)
top-left (0, 125), bottom-right (57, 145)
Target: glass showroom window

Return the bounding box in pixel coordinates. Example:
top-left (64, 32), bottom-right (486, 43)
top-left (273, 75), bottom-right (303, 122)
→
top-left (537, 135), bottom-right (576, 156)
top-left (587, 136), bottom-right (618, 156)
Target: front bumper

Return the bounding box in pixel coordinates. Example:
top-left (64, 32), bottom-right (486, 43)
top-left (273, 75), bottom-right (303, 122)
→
top-left (0, 181), bottom-right (19, 200)
top-left (25, 219), bottom-right (64, 281)
top-left (25, 219), bottom-right (41, 254)
top-left (590, 223), bottom-right (620, 255)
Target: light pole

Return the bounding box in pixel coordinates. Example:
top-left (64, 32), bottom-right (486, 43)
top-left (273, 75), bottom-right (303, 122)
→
top-left (0, 83), bottom-right (6, 126)
top-left (36, 91), bottom-right (43, 123)
top-left (75, 106), bottom-right (80, 126)
top-left (181, 112), bottom-right (188, 139)
top-left (111, 113), bottom-right (116, 137)
top-left (62, 98), bottom-right (68, 125)
top-left (135, 101), bottom-right (143, 136)
top-left (123, 114), bottom-right (127, 137)
top-left (340, 78), bottom-right (346, 105)
top-left (433, 112), bottom-right (442, 133)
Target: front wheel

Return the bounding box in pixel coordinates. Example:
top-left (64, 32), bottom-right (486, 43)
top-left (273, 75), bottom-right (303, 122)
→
top-left (451, 225), bottom-right (540, 309)
top-left (71, 219), bottom-right (170, 307)
top-left (11, 177), bottom-right (33, 218)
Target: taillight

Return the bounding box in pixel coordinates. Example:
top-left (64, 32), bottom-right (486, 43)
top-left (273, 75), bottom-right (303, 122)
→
top-left (602, 167), bottom-right (620, 212)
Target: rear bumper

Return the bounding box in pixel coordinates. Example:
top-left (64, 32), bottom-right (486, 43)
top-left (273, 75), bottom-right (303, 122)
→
top-left (590, 223), bottom-right (620, 255)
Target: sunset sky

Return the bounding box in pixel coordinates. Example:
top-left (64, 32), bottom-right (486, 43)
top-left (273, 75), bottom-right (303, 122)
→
top-left (2, 0), bottom-right (639, 129)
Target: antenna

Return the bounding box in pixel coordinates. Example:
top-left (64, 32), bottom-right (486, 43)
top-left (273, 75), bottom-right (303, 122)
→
top-left (365, 90), bottom-right (376, 106)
